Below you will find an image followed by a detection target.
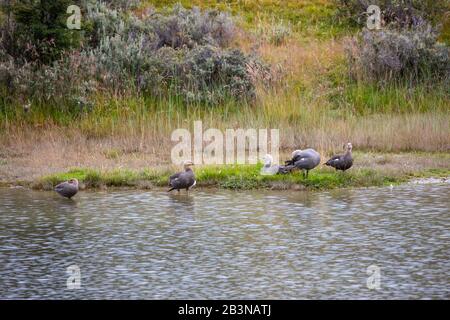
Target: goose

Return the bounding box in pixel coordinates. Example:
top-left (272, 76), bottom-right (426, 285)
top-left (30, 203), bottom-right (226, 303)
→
top-left (168, 160), bottom-right (196, 192)
top-left (285, 148), bottom-right (321, 178)
top-left (325, 143), bottom-right (353, 171)
top-left (55, 178), bottom-right (79, 199)
top-left (260, 154), bottom-right (293, 175)
top-left (23, 102), bottom-right (31, 113)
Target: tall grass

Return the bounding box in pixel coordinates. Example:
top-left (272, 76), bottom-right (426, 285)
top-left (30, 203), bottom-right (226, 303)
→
top-left (0, 0), bottom-right (448, 174)
top-left (2, 85), bottom-right (448, 155)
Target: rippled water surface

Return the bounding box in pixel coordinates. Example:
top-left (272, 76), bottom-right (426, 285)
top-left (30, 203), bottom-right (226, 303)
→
top-left (0, 183), bottom-right (449, 299)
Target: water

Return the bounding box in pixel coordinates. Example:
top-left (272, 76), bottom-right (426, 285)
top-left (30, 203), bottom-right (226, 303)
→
top-left (0, 183), bottom-right (449, 299)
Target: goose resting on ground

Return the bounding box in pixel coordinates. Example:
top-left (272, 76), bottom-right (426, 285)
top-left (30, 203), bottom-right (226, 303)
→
top-left (168, 160), bottom-right (196, 192)
top-left (285, 148), bottom-right (321, 178)
top-left (260, 154), bottom-right (293, 175)
top-left (55, 178), bottom-right (79, 199)
top-left (325, 143), bottom-right (353, 171)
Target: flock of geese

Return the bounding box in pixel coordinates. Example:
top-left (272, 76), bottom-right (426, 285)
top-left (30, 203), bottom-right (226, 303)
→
top-left (54, 143), bottom-right (353, 199)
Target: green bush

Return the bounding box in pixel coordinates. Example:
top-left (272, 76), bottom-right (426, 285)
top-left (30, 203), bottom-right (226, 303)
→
top-left (0, 2), bottom-right (268, 108)
top-left (1, 0), bottom-right (82, 64)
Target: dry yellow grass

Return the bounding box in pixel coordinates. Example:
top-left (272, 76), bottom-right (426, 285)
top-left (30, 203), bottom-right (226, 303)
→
top-left (1, 110), bottom-right (448, 184)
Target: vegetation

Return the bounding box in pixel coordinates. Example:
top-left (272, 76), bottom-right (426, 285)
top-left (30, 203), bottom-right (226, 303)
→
top-left (0, 0), bottom-right (82, 64)
top-left (336, 0), bottom-right (449, 28)
top-left (346, 22), bottom-right (449, 84)
top-left (33, 164), bottom-right (449, 191)
top-left (0, 1), bottom-right (448, 187)
top-left (1, 1), bottom-right (270, 109)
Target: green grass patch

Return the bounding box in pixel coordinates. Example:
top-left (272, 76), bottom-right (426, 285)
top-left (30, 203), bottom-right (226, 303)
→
top-left (34, 164), bottom-right (449, 192)
top-left (141, 0), bottom-right (352, 39)
top-left (327, 64), bottom-right (450, 115)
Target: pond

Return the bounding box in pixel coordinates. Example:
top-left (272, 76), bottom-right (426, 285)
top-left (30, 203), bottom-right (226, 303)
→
top-left (0, 183), bottom-right (449, 299)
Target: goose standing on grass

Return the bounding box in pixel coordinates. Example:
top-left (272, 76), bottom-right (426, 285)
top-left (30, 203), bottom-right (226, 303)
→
top-left (285, 148), bottom-right (321, 178)
top-left (168, 160), bottom-right (196, 193)
top-left (260, 154), bottom-right (293, 175)
top-left (325, 143), bottom-right (353, 171)
top-left (55, 178), bottom-right (79, 199)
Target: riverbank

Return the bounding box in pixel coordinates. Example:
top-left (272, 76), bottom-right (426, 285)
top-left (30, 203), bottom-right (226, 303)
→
top-left (1, 152), bottom-right (448, 191)
top-left (0, 1), bottom-right (448, 192)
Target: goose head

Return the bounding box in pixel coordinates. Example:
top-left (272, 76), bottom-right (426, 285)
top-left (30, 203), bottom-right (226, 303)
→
top-left (262, 154), bottom-right (273, 167)
top-left (292, 149), bottom-right (302, 158)
top-left (68, 178), bottom-right (79, 187)
top-left (23, 103), bottom-right (31, 113)
top-left (182, 160), bottom-right (194, 171)
top-left (346, 143), bottom-right (353, 152)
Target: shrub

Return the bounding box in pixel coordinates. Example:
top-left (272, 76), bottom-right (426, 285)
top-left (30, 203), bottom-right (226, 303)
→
top-left (180, 45), bottom-right (265, 104)
top-left (151, 4), bottom-right (236, 49)
top-left (336, 0), bottom-right (448, 28)
top-left (1, 0), bottom-right (82, 64)
top-left (0, 2), bottom-right (268, 109)
top-left (82, 2), bottom-right (264, 104)
top-left (0, 45), bottom-right (97, 112)
top-left (346, 22), bottom-right (450, 84)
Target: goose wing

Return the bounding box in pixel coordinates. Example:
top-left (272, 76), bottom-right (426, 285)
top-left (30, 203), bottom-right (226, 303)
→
top-left (169, 172), bottom-right (181, 185)
top-left (293, 157), bottom-right (315, 170)
top-left (294, 150), bottom-right (321, 170)
top-left (277, 165), bottom-right (294, 174)
top-left (55, 181), bottom-right (68, 192)
top-left (55, 182), bottom-right (78, 198)
top-left (169, 171), bottom-right (195, 190)
top-left (285, 152), bottom-right (307, 166)
top-left (325, 155), bottom-right (342, 166)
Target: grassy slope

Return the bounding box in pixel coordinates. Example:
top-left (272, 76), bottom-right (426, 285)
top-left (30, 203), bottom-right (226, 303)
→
top-left (0, 1), bottom-right (448, 187)
top-left (141, 0), bottom-right (349, 37)
top-left (2, 0), bottom-right (447, 122)
top-left (2, 1), bottom-right (448, 120)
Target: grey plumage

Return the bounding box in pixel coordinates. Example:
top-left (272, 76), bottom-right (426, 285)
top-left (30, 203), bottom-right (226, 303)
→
top-left (325, 143), bottom-right (353, 171)
top-left (55, 178), bottom-right (79, 199)
top-left (168, 160), bottom-right (196, 192)
top-left (260, 154), bottom-right (293, 175)
top-left (286, 148), bottom-right (321, 178)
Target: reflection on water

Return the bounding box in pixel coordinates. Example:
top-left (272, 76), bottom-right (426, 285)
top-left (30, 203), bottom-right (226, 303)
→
top-left (0, 183), bottom-right (449, 299)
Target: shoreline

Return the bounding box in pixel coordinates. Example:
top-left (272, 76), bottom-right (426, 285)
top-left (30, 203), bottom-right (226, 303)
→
top-left (1, 163), bottom-right (448, 192)
top-left (1, 150), bottom-right (449, 192)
